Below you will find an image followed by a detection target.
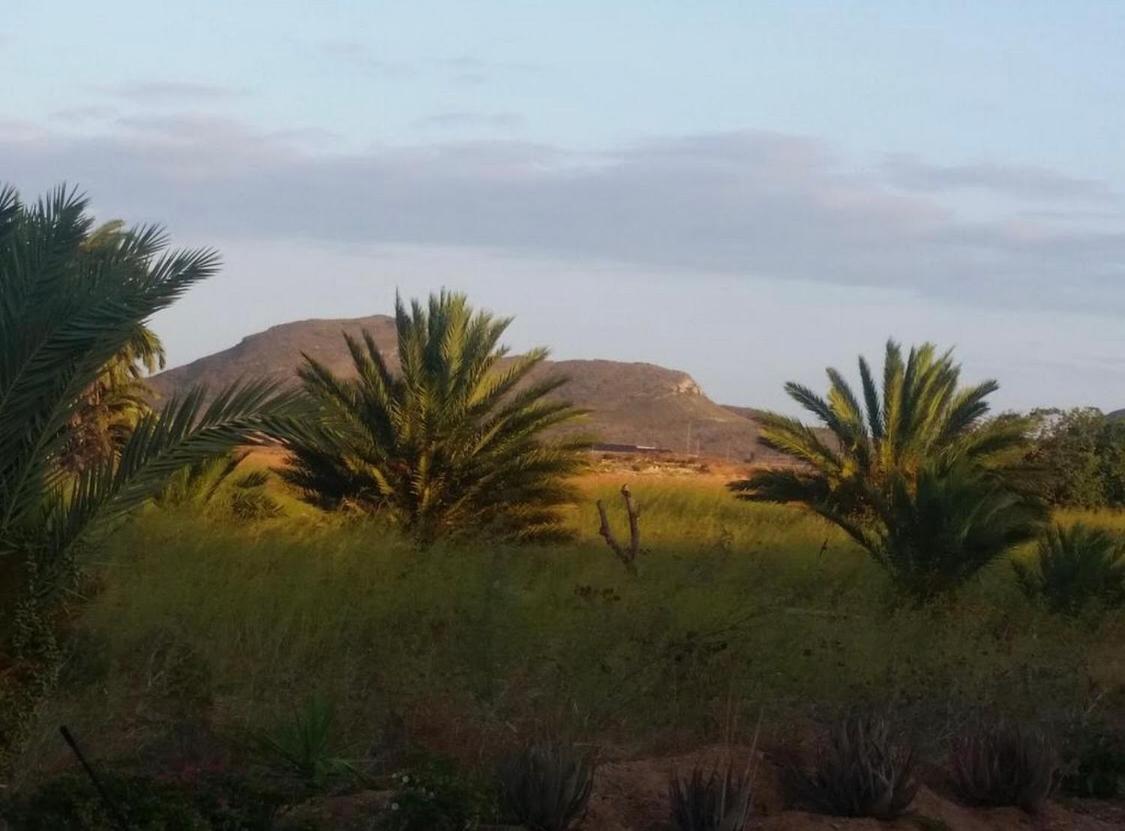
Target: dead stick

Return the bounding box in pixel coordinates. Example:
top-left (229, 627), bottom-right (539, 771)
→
top-left (621, 484), bottom-right (640, 559)
top-left (60, 725), bottom-right (129, 831)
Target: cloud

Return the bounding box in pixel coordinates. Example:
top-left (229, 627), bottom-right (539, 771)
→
top-left (316, 43), bottom-right (543, 84)
top-left (4, 120), bottom-right (1123, 312)
top-left (49, 105), bottom-right (119, 124)
top-left (413, 111), bottom-right (524, 131)
top-left (96, 81), bottom-right (247, 104)
top-left (317, 41), bottom-right (417, 79)
top-left (882, 154), bottom-right (1116, 203)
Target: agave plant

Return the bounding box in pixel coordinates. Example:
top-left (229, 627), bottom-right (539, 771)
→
top-left (0, 185), bottom-right (301, 761)
top-left (784, 715), bottom-right (918, 820)
top-left (668, 762), bottom-right (753, 831)
top-left (732, 340), bottom-right (1044, 601)
top-left (499, 741), bottom-right (594, 831)
top-left (1014, 523), bottom-right (1125, 615)
top-left (282, 291), bottom-right (589, 543)
top-left (950, 724), bottom-right (1058, 813)
top-left (252, 695), bottom-right (355, 787)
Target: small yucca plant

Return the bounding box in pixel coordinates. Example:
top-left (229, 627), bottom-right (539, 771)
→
top-left (950, 724), bottom-right (1058, 813)
top-left (668, 762), bottom-right (753, 831)
top-left (252, 696), bottom-right (355, 787)
top-left (784, 715), bottom-right (918, 820)
top-left (1014, 523), bottom-right (1125, 615)
top-left (499, 741), bottom-right (594, 831)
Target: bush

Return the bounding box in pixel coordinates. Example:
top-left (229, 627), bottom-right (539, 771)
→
top-left (1014, 523), bottom-right (1125, 615)
top-left (950, 724), bottom-right (1058, 812)
top-left (1061, 728), bottom-right (1125, 799)
top-left (381, 754), bottom-right (497, 831)
top-left (3, 770), bottom-right (286, 830)
top-left (2, 772), bottom-right (207, 830)
top-left (668, 762), bottom-right (753, 831)
top-left (499, 741), bottom-right (594, 831)
top-left (783, 715), bottom-right (918, 819)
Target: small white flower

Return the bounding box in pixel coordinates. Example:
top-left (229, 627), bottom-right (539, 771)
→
top-left (401, 775), bottom-right (410, 784)
top-left (391, 802), bottom-right (400, 811)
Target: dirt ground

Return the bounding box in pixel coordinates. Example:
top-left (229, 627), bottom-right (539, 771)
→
top-left (583, 745), bottom-right (1125, 830)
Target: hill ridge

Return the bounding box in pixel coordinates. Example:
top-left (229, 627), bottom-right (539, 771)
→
top-left (149, 315), bottom-right (775, 461)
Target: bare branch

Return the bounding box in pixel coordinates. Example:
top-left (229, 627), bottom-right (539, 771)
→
top-left (596, 484), bottom-right (640, 574)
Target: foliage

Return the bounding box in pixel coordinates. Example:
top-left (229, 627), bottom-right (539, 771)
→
top-left (252, 696), bottom-right (355, 788)
top-left (732, 340), bottom-right (1044, 601)
top-left (1014, 522), bottom-right (1125, 615)
top-left (59, 220), bottom-right (168, 476)
top-left (281, 290), bottom-right (589, 543)
top-left (1061, 728), bottom-right (1125, 799)
top-left (0, 184), bottom-right (302, 764)
top-left (783, 715), bottom-right (918, 820)
top-left (668, 762), bottom-right (754, 831)
top-left (2, 770), bottom-right (286, 830)
top-left (950, 723), bottom-right (1058, 813)
top-left (498, 741), bottom-right (594, 831)
top-left (381, 754), bottom-right (498, 831)
top-left (1025, 408), bottom-right (1125, 508)
top-left (1, 771), bottom-right (207, 830)
top-left (864, 459), bottom-right (1046, 601)
top-left (155, 452), bottom-right (283, 520)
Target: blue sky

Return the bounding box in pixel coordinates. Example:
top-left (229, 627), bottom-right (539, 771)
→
top-left (4, 2), bottom-right (1125, 411)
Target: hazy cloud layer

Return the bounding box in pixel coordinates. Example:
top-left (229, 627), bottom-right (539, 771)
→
top-left (882, 154), bottom-right (1116, 203)
top-left (95, 81), bottom-right (248, 104)
top-left (4, 117), bottom-right (1123, 311)
top-left (414, 111), bottom-right (524, 131)
top-left (317, 42), bottom-right (543, 85)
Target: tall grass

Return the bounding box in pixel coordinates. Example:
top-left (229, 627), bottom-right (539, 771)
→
top-left (21, 475), bottom-right (1125, 778)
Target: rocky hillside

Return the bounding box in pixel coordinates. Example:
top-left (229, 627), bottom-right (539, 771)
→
top-left (148, 316), bottom-right (779, 461)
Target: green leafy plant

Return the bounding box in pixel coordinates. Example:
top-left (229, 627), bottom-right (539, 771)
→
top-left (381, 754), bottom-right (498, 831)
top-left (1014, 523), bottom-right (1125, 615)
top-left (0, 185), bottom-right (302, 764)
top-left (155, 453), bottom-right (283, 520)
top-left (499, 741), bottom-right (595, 831)
top-left (2, 770), bottom-right (286, 831)
top-left (281, 290), bottom-right (589, 543)
top-left (252, 696), bottom-right (355, 788)
top-left (1, 772), bottom-right (207, 830)
top-left (1061, 728), bottom-right (1124, 799)
top-left (783, 715), bottom-right (918, 819)
top-left (668, 762), bottom-right (754, 831)
top-left (732, 340), bottom-right (1044, 602)
top-left (950, 724), bottom-right (1058, 813)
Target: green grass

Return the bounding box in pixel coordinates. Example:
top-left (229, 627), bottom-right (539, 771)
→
top-left (20, 475), bottom-right (1125, 780)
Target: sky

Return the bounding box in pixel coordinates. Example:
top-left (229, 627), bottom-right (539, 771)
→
top-left (4, 1), bottom-right (1125, 412)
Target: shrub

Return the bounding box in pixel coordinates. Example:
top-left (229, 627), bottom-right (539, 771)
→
top-left (3, 770), bottom-right (286, 830)
top-left (1, 772), bottom-right (207, 830)
top-left (950, 724), bottom-right (1058, 812)
top-left (1014, 523), bottom-right (1125, 615)
top-left (499, 741), bottom-right (595, 831)
top-left (783, 715), bottom-right (918, 819)
top-left (381, 754), bottom-right (497, 831)
top-left (1061, 728), bottom-right (1125, 799)
top-left (668, 762), bottom-right (753, 831)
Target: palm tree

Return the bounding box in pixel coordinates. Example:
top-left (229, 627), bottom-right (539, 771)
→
top-left (731, 340), bottom-right (1044, 600)
top-left (0, 185), bottom-right (301, 761)
top-left (282, 291), bottom-right (589, 542)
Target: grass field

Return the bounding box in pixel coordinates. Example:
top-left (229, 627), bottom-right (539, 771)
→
top-left (19, 468), bottom-right (1125, 783)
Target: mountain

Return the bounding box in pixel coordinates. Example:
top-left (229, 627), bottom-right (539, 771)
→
top-left (148, 315), bottom-right (778, 461)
